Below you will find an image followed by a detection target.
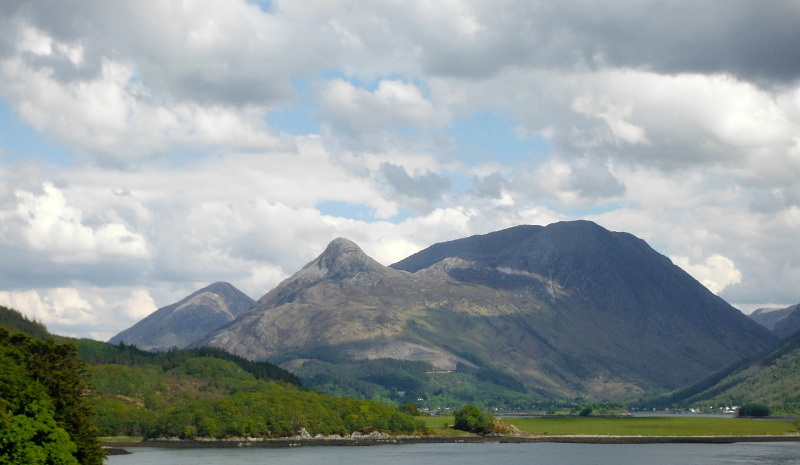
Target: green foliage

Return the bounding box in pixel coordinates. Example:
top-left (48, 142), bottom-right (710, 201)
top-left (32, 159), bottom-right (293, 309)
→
top-left (287, 353), bottom-right (547, 411)
top-left (72, 339), bottom-right (301, 386)
top-left (570, 402), bottom-right (626, 416)
top-left (87, 351), bottom-right (427, 439)
top-left (0, 328), bottom-right (104, 465)
top-left (738, 403), bottom-right (771, 417)
top-left (453, 404), bottom-right (495, 435)
top-left (399, 402), bottom-right (420, 416)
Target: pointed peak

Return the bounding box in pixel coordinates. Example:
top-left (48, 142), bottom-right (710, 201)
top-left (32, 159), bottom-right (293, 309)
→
top-left (318, 237), bottom-right (373, 268)
top-left (323, 237), bottom-right (363, 256)
top-left (294, 237), bottom-right (388, 281)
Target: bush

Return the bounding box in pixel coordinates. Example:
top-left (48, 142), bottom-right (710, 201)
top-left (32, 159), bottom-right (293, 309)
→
top-left (738, 403), bottom-right (771, 417)
top-left (453, 404), bottom-right (495, 435)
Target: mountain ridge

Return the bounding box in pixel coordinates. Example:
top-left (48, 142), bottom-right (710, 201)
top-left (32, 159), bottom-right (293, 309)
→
top-left (750, 303), bottom-right (800, 339)
top-left (199, 221), bottom-right (777, 400)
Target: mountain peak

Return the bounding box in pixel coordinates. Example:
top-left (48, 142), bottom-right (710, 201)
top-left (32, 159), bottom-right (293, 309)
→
top-left (277, 238), bottom-right (392, 290)
top-left (109, 282), bottom-right (254, 351)
top-left (312, 238), bottom-right (383, 276)
top-left (323, 237), bottom-right (363, 257)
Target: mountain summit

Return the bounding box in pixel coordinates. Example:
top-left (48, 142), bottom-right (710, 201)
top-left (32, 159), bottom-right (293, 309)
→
top-left (200, 221), bottom-right (777, 398)
top-left (109, 282), bottom-right (254, 351)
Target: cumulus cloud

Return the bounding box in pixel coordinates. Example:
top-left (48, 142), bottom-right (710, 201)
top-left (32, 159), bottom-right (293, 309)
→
top-left (123, 289), bottom-right (157, 320)
top-left (672, 255), bottom-right (743, 295)
top-left (2, 0), bottom-right (800, 339)
top-left (12, 182), bottom-right (147, 260)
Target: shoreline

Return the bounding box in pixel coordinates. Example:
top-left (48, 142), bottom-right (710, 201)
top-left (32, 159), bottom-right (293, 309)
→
top-left (104, 433), bottom-right (800, 449)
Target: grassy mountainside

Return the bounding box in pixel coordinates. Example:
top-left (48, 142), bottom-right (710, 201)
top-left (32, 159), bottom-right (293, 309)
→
top-left (272, 348), bottom-right (550, 411)
top-left (649, 331), bottom-right (800, 414)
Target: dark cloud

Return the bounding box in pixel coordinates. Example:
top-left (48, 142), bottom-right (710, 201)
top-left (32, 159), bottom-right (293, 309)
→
top-left (389, 1), bottom-right (800, 85)
top-left (1, 0), bottom-right (312, 106)
top-left (553, 1), bottom-right (800, 85)
top-left (379, 162), bottom-right (451, 203)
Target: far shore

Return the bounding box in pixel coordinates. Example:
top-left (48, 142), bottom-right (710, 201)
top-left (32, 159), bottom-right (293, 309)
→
top-left (103, 433), bottom-right (800, 450)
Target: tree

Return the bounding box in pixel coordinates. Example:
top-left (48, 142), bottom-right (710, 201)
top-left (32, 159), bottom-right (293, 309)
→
top-left (738, 403), bottom-right (771, 417)
top-left (399, 402), bottom-right (420, 416)
top-left (0, 329), bottom-right (104, 465)
top-left (453, 404), bottom-right (495, 435)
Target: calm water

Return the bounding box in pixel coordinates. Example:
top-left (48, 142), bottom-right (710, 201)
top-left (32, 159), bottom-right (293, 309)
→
top-left (108, 442), bottom-right (800, 465)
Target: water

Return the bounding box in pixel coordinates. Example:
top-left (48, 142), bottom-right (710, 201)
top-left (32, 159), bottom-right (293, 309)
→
top-left (107, 442), bottom-right (800, 465)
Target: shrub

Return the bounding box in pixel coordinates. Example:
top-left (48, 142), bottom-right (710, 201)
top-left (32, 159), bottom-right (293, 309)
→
top-left (453, 404), bottom-right (495, 435)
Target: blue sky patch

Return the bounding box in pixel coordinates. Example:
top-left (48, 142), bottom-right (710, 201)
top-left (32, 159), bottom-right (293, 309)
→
top-left (447, 111), bottom-right (551, 166)
top-left (0, 101), bottom-right (72, 165)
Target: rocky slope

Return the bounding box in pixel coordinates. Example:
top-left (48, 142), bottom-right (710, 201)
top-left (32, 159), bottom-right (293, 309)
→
top-left (199, 221), bottom-right (778, 399)
top-left (109, 282), bottom-right (254, 351)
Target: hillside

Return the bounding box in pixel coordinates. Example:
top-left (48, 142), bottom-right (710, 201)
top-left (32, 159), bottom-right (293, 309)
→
top-left (652, 331), bottom-right (800, 414)
top-left (0, 304), bottom-right (50, 339)
top-left (78, 340), bottom-right (425, 438)
top-left (1, 305), bottom-right (425, 440)
top-left (109, 282), bottom-right (254, 351)
top-left (200, 221), bottom-right (777, 402)
top-left (774, 307), bottom-right (800, 339)
top-left (750, 303), bottom-right (800, 338)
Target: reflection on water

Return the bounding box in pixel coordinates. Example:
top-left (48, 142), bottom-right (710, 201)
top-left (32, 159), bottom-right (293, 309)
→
top-left (107, 441), bottom-right (800, 465)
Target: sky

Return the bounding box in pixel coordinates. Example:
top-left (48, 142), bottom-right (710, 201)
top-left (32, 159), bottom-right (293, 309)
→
top-left (1, 0), bottom-right (800, 340)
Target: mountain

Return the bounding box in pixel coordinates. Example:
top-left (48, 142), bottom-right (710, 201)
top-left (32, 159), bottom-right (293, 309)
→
top-left (653, 330), bottom-right (800, 413)
top-left (750, 303), bottom-right (800, 339)
top-left (109, 282), bottom-right (254, 351)
top-left (200, 221), bottom-right (777, 400)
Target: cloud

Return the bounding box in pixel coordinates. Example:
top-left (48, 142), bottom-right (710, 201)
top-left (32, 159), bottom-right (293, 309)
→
top-left (0, 53), bottom-right (282, 164)
top-left (123, 289), bottom-right (157, 320)
top-left (379, 162), bottom-right (451, 208)
top-left (672, 255), bottom-right (743, 295)
top-left (1, 0), bottom-right (800, 340)
top-left (0, 287), bottom-right (93, 327)
top-left (11, 182), bottom-right (148, 261)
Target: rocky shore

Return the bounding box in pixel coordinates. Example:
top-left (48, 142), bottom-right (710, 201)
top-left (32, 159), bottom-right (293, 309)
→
top-left (103, 431), bottom-right (800, 450)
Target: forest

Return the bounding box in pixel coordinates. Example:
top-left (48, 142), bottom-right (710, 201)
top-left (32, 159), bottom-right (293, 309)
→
top-left (0, 306), bottom-right (427, 465)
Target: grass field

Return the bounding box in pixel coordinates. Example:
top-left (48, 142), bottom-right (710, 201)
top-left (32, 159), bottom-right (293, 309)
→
top-left (420, 415), bottom-right (799, 437)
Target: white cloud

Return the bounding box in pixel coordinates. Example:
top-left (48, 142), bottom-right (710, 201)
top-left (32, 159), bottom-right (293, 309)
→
top-left (12, 182), bottom-right (147, 261)
top-left (672, 255), bottom-right (743, 295)
top-left (0, 54), bottom-right (282, 163)
top-left (123, 289), bottom-right (157, 320)
top-left (0, 287), bottom-right (93, 327)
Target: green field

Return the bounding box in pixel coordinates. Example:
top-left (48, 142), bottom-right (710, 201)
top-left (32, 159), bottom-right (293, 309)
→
top-left (507, 416), bottom-right (798, 436)
top-left (420, 415), bottom-right (798, 437)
